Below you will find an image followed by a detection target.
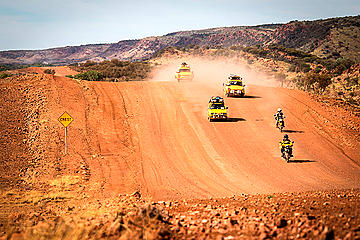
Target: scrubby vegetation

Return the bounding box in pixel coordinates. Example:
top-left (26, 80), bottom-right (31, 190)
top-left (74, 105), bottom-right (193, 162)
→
top-left (153, 44), bottom-right (359, 106)
top-left (43, 69), bottom-right (55, 75)
top-left (71, 70), bottom-right (104, 81)
top-left (232, 45), bottom-right (356, 76)
top-left (296, 73), bottom-right (332, 93)
top-left (68, 59), bottom-right (152, 81)
top-left (0, 63), bottom-right (54, 71)
top-left (0, 72), bottom-right (12, 79)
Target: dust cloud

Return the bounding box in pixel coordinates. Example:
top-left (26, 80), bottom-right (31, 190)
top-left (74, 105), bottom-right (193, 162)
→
top-left (148, 56), bottom-right (285, 115)
top-left (149, 56), bottom-right (280, 88)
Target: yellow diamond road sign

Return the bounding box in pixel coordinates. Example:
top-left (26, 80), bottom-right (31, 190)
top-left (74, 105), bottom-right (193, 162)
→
top-left (58, 111), bottom-right (73, 127)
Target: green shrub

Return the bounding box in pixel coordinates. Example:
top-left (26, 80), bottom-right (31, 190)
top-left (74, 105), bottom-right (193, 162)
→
top-left (319, 58), bottom-right (354, 75)
top-left (334, 58), bottom-right (355, 75)
top-left (0, 73), bottom-right (12, 79)
top-left (288, 64), bottom-right (296, 72)
top-left (293, 60), bottom-right (311, 73)
top-left (321, 60), bottom-right (338, 71)
top-left (69, 59), bottom-right (151, 81)
top-left (74, 70), bottom-right (103, 81)
top-left (302, 56), bottom-right (318, 63)
top-left (302, 73), bottom-right (332, 92)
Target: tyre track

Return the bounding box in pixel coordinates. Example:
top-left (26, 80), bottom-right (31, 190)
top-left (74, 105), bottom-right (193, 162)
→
top-left (48, 71), bottom-right (360, 200)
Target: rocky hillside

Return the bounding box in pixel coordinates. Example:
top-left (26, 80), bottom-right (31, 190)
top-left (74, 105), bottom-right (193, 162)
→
top-left (0, 15), bottom-right (359, 65)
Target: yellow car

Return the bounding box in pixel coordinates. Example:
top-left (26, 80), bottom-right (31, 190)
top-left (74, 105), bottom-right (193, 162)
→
top-left (175, 62), bottom-right (194, 82)
top-left (224, 74), bottom-right (246, 97)
top-left (208, 96), bottom-right (228, 121)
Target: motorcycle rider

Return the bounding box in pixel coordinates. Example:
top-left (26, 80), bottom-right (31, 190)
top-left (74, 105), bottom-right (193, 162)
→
top-left (279, 134), bottom-right (293, 158)
top-left (274, 108), bottom-right (285, 128)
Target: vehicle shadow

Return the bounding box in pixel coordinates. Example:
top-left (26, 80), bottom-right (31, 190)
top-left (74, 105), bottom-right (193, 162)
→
top-left (244, 95), bottom-right (262, 99)
top-left (235, 95), bottom-right (262, 99)
top-left (227, 117), bottom-right (246, 122)
top-left (283, 129), bottom-right (304, 133)
top-left (289, 159), bottom-right (316, 163)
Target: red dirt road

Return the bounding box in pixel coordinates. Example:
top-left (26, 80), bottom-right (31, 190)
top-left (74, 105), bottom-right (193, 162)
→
top-left (44, 67), bottom-right (360, 201)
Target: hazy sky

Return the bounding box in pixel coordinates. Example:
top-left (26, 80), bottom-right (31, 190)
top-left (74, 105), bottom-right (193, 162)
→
top-left (0, 0), bottom-right (359, 50)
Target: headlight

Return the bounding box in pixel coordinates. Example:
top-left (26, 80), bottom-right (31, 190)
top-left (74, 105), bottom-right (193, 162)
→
top-left (230, 90), bottom-right (234, 93)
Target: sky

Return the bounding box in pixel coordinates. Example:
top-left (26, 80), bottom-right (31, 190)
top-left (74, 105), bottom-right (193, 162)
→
top-left (0, 0), bottom-right (359, 51)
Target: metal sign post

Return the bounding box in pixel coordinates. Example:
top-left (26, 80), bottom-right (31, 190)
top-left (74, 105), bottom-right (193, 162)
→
top-left (65, 127), bottom-right (68, 155)
top-left (58, 111), bottom-right (73, 155)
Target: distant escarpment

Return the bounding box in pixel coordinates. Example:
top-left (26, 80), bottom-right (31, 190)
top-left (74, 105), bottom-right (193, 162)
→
top-left (0, 15), bottom-right (359, 65)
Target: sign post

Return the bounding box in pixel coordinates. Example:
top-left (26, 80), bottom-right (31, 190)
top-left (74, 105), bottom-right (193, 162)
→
top-left (65, 126), bottom-right (68, 154)
top-left (58, 111), bottom-right (74, 155)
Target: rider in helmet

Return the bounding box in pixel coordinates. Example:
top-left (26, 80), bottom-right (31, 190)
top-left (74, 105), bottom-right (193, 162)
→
top-left (274, 108), bottom-right (285, 128)
top-left (279, 134), bottom-right (293, 157)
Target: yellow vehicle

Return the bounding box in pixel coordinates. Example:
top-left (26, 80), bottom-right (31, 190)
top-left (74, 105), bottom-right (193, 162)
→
top-left (224, 74), bottom-right (246, 97)
top-left (175, 62), bottom-right (194, 82)
top-left (208, 96), bottom-right (228, 121)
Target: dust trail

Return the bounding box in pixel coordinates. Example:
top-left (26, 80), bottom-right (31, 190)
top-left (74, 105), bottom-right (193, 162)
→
top-left (148, 55), bottom-right (286, 126)
top-left (149, 56), bottom-right (280, 88)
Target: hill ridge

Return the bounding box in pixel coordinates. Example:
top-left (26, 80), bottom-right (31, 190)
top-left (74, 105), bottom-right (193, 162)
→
top-left (1, 15), bottom-right (359, 65)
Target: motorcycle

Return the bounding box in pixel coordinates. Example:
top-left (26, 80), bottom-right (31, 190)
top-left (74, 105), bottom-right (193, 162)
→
top-left (281, 144), bottom-right (293, 163)
top-left (276, 117), bottom-right (285, 132)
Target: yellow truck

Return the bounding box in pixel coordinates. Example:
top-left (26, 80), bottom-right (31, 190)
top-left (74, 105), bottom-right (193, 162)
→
top-left (208, 96), bottom-right (228, 121)
top-left (175, 62), bottom-right (194, 82)
top-left (224, 74), bottom-right (246, 97)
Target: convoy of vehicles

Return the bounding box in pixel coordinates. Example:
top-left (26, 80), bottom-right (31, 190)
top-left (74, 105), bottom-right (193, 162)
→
top-left (175, 62), bottom-right (194, 82)
top-left (175, 64), bottom-right (294, 162)
top-left (223, 74), bottom-right (246, 97)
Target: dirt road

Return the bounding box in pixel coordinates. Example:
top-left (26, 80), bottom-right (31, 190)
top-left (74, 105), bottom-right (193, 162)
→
top-left (40, 66), bottom-right (360, 201)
